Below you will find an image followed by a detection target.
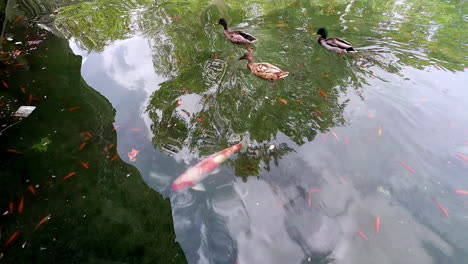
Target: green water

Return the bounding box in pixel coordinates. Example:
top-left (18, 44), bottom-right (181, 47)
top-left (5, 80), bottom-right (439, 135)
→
top-left (1, 0), bottom-right (468, 263)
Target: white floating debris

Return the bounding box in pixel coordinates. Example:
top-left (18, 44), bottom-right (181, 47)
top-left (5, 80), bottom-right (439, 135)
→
top-left (269, 144), bottom-right (275, 150)
top-left (14, 106), bottom-right (36, 118)
top-left (22, 242), bottom-right (27, 248)
top-left (3, 211), bottom-right (9, 216)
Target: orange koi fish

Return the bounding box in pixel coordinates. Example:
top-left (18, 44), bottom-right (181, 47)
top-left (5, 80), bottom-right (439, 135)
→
top-left (313, 109), bottom-right (322, 116)
top-left (172, 143), bottom-right (243, 191)
top-left (79, 142), bottom-right (88, 151)
top-left (1, 80), bottom-right (8, 88)
top-left (375, 217), bottom-right (380, 235)
top-left (399, 161), bottom-right (416, 175)
top-left (13, 15), bottom-right (24, 24)
top-left (27, 185), bottom-right (36, 195)
top-left (455, 190), bottom-right (468, 195)
top-left (455, 153), bottom-right (468, 162)
top-left (356, 230), bottom-right (368, 240)
top-left (80, 162), bottom-right (89, 169)
top-left (27, 94), bottom-right (32, 105)
top-left (4, 231), bottom-right (19, 247)
top-left (318, 88), bottom-right (328, 98)
top-left (6, 149), bottom-right (23, 154)
top-left (277, 98), bottom-right (288, 105)
top-left (63, 172), bottom-right (77, 181)
top-left (196, 116), bottom-right (204, 123)
top-left (432, 197), bottom-right (448, 217)
top-left (34, 214), bottom-right (51, 231)
top-left (105, 144), bottom-right (114, 151)
top-left (9, 202), bottom-right (14, 213)
top-left (18, 196), bottom-right (24, 213)
top-left (130, 128), bottom-right (143, 132)
top-left (310, 189), bottom-right (321, 193)
top-left (295, 100), bottom-right (305, 105)
top-left (110, 154), bottom-right (119, 162)
top-left (67, 106), bottom-right (81, 111)
top-left (329, 131), bottom-right (339, 141)
top-left (128, 148), bottom-right (140, 162)
top-left (81, 130), bottom-right (94, 138)
top-left (13, 63), bottom-right (25, 67)
top-left (319, 135), bottom-right (327, 142)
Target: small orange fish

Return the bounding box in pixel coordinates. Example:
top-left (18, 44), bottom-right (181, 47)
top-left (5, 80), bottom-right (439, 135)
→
top-left (34, 214), bottom-right (51, 231)
top-left (68, 106), bottom-right (81, 111)
top-left (81, 130), bottom-right (94, 138)
top-left (110, 154), bottom-right (119, 162)
top-left (79, 142), bottom-right (88, 151)
top-left (13, 15), bottom-right (24, 24)
top-left (375, 217), bottom-right (380, 235)
top-left (63, 172), bottom-right (77, 181)
top-left (432, 197), bottom-right (448, 217)
top-left (106, 144), bottom-right (114, 151)
top-left (455, 153), bottom-right (468, 162)
top-left (18, 196), bottom-right (24, 213)
top-left (329, 131), bottom-right (339, 141)
top-left (318, 88), bottom-right (328, 98)
top-left (307, 193), bottom-right (312, 207)
top-left (196, 116), bottom-right (204, 123)
top-left (356, 230), bottom-right (368, 240)
top-left (27, 185), bottom-right (36, 195)
top-left (13, 63), bottom-right (25, 67)
top-left (295, 99), bottom-right (305, 105)
top-left (27, 94), bottom-right (32, 105)
top-left (20, 87), bottom-right (26, 94)
top-left (277, 97), bottom-right (288, 105)
top-left (399, 161), bottom-right (416, 175)
top-left (345, 136), bottom-right (349, 145)
top-left (313, 109), bottom-right (322, 116)
top-left (310, 189), bottom-right (321, 193)
top-left (9, 202), bottom-right (14, 213)
top-left (130, 128), bottom-right (143, 132)
top-left (4, 231), bottom-right (19, 247)
top-left (1, 80), bottom-right (8, 88)
top-left (6, 149), bottom-right (23, 154)
top-left (319, 135), bottom-right (327, 142)
top-left (455, 190), bottom-right (468, 195)
top-left (80, 161), bottom-right (89, 169)
top-left (128, 148), bottom-right (140, 162)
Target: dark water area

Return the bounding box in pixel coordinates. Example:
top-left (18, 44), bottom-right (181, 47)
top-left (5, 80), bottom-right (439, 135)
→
top-left (1, 0), bottom-right (468, 263)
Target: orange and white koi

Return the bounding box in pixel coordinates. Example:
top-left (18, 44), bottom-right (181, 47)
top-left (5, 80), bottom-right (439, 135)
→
top-left (455, 190), bottom-right (468, 195)
top-left (455, 153), bottom-right (468, 162)
top-left (128, 148), bottom-right (140, 162)
top-left (27, 185), bottom-right (36, 195)
top-left (34, 214), bottom-right (51, 231)
top-left (277, 98), bottom-right (288, 105)
top-left (130, 128), bottom-right (143, 132)
top-left (4, 231), bottom-right (19, 247)
top-left (171, 143), bottom-right (243, 192)
top-left (63, 172), bottom-right (77, 181)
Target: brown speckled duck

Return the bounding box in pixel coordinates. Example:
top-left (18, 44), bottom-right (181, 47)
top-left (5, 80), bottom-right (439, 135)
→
top-left (239, 53), bottom-right (289, 81)
top-left (218, 18), bottom-right (256, 47)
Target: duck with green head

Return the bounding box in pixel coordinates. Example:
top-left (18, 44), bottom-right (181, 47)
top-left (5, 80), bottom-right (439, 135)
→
top-left (218, 18), bottom-right (257, 48)
top-left (239, 53), bottom-right (289, 81)
top-left (316, 28), bottom-right (357, 55)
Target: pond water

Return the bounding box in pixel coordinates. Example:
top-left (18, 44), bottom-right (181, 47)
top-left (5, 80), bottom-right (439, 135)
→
top-left (1, 0), bottom-right (468, 263)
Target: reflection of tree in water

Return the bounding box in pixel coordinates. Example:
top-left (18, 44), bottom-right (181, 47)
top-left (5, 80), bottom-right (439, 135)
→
top-left (53, 0), bottom-right (467, 176)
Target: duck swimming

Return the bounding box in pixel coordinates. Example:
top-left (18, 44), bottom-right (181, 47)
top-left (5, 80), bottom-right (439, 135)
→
top-left (218, 18), bottom-right (256, 47)
top-left (316, 28), bottom-right (356, 55)
top-left (239, 53), bottom-right (289, 81)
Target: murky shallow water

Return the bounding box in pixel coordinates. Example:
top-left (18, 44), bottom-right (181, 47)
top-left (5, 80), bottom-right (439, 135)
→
top-left (2, 0), bottom-right (468, 263)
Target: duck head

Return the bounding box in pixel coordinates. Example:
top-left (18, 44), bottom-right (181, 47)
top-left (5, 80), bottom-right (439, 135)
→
top-left (238, 52), bottom-right (254, 62)
top-left (218, 18), bottom-right (228, 30)
top-left (317, 28), bottom-right (328, 39)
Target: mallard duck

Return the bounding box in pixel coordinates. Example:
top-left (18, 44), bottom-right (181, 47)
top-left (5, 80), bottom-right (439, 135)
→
top-left (239, 53), bottom-right (289, 81)
top-left (316, 28), bottom-right (356, 55)
top-left (218, 18), bottom-right (256, 47)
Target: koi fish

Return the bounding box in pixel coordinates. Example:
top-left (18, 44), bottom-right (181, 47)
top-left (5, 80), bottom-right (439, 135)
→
top-left (20, 87), bottom-right (26, 94)
top-left (329, 131), bottom-right (339, 141)
top-left (432, 197), bottom-right (448, 217)
top-left (67, 106), bottom-right (81, 111)
top-left (9, 202), bottom-right (14, 213)
top-left (128, 148), bottom-right (140, 162)
top-left (2, 80), bottom-right (9, 88)
top-left (63, 172), bottom-right (77, 181)
top-left (313, 109), bottom-right (322, 116)
top-left (80, 161), bottom-right (89, 169)
top-left (319, 135), bottom-right (327, 142)
top-left (81, 130), bottom-right (94, 138)
top-left (378, 127), bottom-right (382, 136)
top-left (356, 230), bottom-right (368, 240)
top-left (6, 149), bottom-right (23, 154)
top-left (13, 15), bottom-right (24, 24)
top-left (176, 100), bottom-right (182, 106)
top-left (27, 94), bottom-right (32, 105)
top-left (110, 154), bottom-right (119, 162)
top-left (345, 136), bottom-right (349, 145)
top-left (196, 116), bottom-right (204, 123)
top-left (18, 196), bottom-right (24, 213)
top-left (399, 161), bottom-right (416, 174)
top-left (295, 99), bottom-right (305, 105)
top-left (455, 190), bottom-right (468, 195)
top-left (4, 231), bottom-right (19, 247)
top-left (318, 88), bottom-right (328, 98)
top-left (112, 125), bottom-right (120, 131)
top-left (27, 185), bottom-right (36, 195)
top-left (129, 128), bottom-right (143, 132)
top-left (171, 143), bottom-right (243, 192)
top-left (105, 144), bottom-right (114, 151)
top-left (277, 98), bottom-right (288, 105)
top-left (375, 217), bottom-right (380, 235)
top-left (34, 214), bottom-right (51, 231)
top-left (79, 142), bottom-right (88, 151)
top-left (455, 153), bottom-right (468, 162)
top-left (307, 193), bottom-right (312, 207)
top-left (13, 64), bottom-right (25, 67)
top-left (310, 189), bottom-right (321, 193)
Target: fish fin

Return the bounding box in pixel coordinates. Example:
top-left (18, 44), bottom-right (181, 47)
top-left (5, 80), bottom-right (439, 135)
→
top-left (210, 168), bottom-right (221, 175)
top-left (192, 183), bottom-right (206, 191)
top-left (240, 133), bottom-right (250, 152)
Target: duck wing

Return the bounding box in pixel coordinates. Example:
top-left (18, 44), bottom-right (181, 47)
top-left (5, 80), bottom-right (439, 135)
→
top-left (255, 63), bottom-right (282, 74)
top-left (327, 37), bottom-right (353, 49)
